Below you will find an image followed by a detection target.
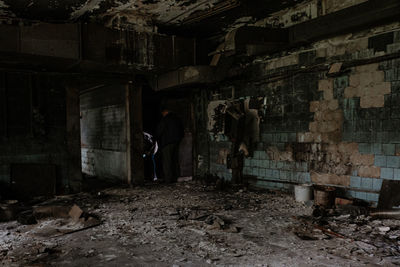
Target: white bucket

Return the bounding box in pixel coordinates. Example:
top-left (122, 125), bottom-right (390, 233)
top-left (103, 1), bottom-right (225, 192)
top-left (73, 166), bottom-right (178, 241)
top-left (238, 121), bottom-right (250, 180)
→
top-left (294, 184), bottom-right (313, 202)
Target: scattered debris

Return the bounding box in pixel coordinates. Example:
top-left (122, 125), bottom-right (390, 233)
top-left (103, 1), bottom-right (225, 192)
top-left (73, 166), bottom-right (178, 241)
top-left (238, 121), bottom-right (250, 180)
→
top-left (33, 205), bottom-right (71, 219)
top-left (17, 210), bottom-right (37, 225)
top-left (314, 186), bottom-right (336, 207)
top-left (378, 180), bottom-right (400, 209)
top-left (68, 204), bottom-right (83, 221)
top-left (334, 197), bottom-right (353, 206)
top-left (378, 226), bottom-right (390, 232)
top-left (296, 198), bottom-right (400, 261)
top-left (0, 203), bottom-right (19, 222)
top-left (328, 62), bottom-right (343, 75)
top-left (205, 214), bottom-right (226, 230)
top-left (1, 182), bottom-right (399, 265)
top-left (370, 209), bottom-right (400, 219)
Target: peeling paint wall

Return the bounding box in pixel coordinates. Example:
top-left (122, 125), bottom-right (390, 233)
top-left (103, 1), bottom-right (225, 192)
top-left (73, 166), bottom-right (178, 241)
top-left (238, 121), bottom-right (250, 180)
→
top-left (71, 0), bottom-right (221, 25)
top-left (257, 0), bottom-right (319, 28)
top-left (196, 20), bottom-right (400, 204)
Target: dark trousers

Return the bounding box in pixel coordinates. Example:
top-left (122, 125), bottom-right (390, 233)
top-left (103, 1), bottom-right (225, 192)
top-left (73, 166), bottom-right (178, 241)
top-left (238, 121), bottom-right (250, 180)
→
top-left (162, 143), bottom-right (180, 183)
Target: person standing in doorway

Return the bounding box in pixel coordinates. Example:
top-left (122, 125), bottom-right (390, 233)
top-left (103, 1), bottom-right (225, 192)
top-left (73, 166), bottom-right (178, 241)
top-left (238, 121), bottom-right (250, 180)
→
top-left (156, 106), bottom-right (184, 183)
top-left (143, 132), bottom-right (159, 182)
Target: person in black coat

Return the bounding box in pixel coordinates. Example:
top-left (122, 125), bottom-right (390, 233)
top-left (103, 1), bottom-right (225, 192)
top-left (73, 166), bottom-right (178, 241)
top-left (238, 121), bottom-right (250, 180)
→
top-left (156, 107), bottom-right (184, 183)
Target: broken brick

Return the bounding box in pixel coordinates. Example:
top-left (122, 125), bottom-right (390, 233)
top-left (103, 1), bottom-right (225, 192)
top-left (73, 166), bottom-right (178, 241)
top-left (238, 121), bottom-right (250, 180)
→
top-left (311, 172), bottom-right (350, 186)
top-left (350, 153), bottom-right (374, 166)
top-left (357, 166), bottom-right (381, 178)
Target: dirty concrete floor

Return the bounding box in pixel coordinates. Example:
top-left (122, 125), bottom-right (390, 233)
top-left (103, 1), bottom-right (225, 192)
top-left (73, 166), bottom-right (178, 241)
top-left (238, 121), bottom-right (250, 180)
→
top-left (0, 181), bottom-right (398, 266)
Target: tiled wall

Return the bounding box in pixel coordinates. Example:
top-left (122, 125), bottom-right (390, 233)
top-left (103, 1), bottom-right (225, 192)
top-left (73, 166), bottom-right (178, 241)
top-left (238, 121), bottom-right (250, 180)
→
top-left (209, 138), bottom-right (233, 181)
top-left (202, 24), bottom-right (400, 204)
top-left (80, 85), bottom-right (128, 181)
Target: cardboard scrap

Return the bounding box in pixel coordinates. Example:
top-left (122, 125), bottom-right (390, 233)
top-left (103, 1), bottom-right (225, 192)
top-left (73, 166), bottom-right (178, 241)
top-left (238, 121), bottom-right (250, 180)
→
top-left (68, 204), bottom-right (83, 221)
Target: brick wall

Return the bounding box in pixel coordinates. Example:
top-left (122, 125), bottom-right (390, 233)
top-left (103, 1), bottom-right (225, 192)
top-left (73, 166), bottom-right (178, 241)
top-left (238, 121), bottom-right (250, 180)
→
top-left (199, 23), bottom-right (400, 204)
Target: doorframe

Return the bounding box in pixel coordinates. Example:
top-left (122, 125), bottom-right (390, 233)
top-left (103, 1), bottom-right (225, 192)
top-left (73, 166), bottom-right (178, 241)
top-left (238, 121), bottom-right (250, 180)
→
top-left (126, 80), bottom-right (144, 185)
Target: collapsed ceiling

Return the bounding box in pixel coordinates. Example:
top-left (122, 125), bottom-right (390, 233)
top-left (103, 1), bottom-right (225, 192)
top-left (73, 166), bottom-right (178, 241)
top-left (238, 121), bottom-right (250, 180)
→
top-left (0, 0), bottom-right (223, 27)
top-left (0, 0), bottom-right (305, 34)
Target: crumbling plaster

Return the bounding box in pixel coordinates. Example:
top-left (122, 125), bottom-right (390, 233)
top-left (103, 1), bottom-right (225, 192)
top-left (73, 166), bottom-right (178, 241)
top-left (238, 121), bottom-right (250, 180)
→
top-left (71, 0), bottom-right (222, 31)
top-left (201, 15), bottom-right (400, 203)
top-left (221, 0), bottom-right (330, 37)
top-left (0, 0), bottom-right (222, 32)
top-left (220, 0), bottom-right (371, 43)
top-left (257, 22), bottom-right (400, 72)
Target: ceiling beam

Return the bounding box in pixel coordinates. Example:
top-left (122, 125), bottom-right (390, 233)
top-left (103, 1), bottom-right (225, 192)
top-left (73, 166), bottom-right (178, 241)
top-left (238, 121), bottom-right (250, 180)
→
top-left (289, 0), bottom-right (400, 45)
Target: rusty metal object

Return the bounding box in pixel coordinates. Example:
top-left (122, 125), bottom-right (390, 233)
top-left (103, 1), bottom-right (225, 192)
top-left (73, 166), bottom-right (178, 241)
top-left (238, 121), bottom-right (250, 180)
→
top-left (313, 224), bottom-right (346, 239)
top-left (314, 186), bottom-right (336, 207)
top-left (294, 216), bottom-right (347, 239)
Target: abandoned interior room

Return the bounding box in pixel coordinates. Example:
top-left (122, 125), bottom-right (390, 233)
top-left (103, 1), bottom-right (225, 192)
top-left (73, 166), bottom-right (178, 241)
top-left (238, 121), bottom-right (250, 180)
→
top-left (1, 0), bottom-right (400, 266)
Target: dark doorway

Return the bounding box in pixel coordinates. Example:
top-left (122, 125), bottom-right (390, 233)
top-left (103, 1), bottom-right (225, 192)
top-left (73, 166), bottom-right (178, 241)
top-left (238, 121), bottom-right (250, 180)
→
top-left (142, 87), bottom-right (194, 180)
top-left (142, 85), bottom-right (162, 181)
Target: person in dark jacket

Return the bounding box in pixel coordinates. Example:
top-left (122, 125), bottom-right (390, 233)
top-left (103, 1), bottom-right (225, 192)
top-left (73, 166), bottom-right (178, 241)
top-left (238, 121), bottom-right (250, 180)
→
top-left (156, 107), bottom-right (184, 183)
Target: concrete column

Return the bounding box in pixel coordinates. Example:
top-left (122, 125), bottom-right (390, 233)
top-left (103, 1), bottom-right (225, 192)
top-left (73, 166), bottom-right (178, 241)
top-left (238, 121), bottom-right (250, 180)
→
top-left (66, 85), bottom-right (82, 192)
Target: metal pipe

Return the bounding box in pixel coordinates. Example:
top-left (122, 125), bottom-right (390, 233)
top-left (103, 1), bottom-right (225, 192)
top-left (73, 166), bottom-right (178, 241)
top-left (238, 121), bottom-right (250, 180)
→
top-left (370, 210), bottom-right (400, 219)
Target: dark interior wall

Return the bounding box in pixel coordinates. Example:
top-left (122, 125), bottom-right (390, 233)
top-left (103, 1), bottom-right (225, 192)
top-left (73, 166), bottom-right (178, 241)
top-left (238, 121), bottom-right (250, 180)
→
top-left (196, 24), bottom-right (400, 204)
top-left (193, 89), bottom-right (210, 178)
top-left (142, 86), bottom-right (162, 135)
top-left (80, 84), bottom-right (128, 181)
top-left (0, 73), bottom-right (81, 197)
top-left (164, 95), bottom-right (194, 178)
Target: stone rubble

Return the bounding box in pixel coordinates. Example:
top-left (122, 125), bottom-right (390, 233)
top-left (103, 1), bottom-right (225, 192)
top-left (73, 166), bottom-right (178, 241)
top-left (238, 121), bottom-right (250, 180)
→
top-left (0, 182), bottom-right (400, 266)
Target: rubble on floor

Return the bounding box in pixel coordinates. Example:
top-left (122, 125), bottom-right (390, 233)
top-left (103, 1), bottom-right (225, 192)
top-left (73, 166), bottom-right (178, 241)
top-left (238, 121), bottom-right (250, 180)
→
top-left (0, 181), bottom-right (400, 266)
top-left (293, 203), bottom-right (400, 263)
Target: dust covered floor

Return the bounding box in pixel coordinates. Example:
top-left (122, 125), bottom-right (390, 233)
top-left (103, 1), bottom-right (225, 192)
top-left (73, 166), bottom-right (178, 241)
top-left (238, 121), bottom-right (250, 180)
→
top-left (1, 182), bottom-right (399, 266)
